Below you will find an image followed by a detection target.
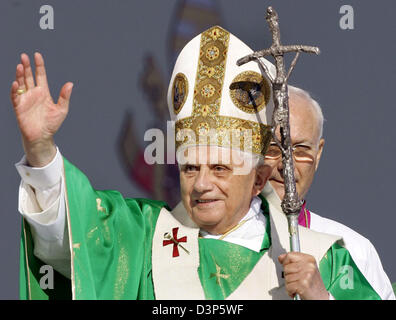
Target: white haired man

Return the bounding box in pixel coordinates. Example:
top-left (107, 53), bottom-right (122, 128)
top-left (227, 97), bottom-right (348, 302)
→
top-left (12, 26), bottom-right (381, 299)
top-left (265, 86), bottom-right (395, 299)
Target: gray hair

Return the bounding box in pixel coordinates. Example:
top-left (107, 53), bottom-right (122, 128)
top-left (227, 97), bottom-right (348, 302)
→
top-left (288, 85), bottom-right (324, 140)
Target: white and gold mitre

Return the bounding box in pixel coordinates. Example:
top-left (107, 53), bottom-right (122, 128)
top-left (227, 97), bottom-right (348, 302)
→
top-left (167, 25), bottom-right (276, 156)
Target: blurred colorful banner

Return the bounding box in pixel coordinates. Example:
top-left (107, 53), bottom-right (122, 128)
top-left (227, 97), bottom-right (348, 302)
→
top-left (118, 0), bottom-right (223, 207)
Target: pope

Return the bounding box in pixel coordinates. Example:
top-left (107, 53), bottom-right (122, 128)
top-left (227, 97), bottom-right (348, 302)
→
top-left (12, 26), bottom-right (381, 300)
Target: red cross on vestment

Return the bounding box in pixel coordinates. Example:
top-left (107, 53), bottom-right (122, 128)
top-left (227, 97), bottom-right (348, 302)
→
top-left (162, 227), bottom-right (187, 257)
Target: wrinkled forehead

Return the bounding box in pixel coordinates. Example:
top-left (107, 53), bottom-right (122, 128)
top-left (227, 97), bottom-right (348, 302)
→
top-left (177, 145), bottom-right (247, 166)
top-left (288, 95), bottom-right (321, 144)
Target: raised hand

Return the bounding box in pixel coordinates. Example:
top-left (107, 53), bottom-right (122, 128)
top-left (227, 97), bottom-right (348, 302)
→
top-left (10, 52), bottom-right (73, 167)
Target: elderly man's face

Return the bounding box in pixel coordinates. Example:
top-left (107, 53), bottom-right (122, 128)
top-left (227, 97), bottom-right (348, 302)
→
top-left (265, 95), bottom-right (325, 200)
top-left (179, 146), bottom-right (270, 235)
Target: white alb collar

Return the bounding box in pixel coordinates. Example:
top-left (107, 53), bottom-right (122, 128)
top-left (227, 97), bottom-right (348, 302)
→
top-left (200, 196), bottom-right (266, 252)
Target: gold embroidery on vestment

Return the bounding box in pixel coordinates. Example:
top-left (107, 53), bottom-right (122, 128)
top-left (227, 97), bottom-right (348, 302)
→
top-left (304, 208), bottom-right (309, 228)
top-left (87, 226), bottom-right (98, 239)
top-left (72, 243), bottom-right (80, 258)
top-left (210, 263), bottom-right (230, 285)
top-left (96, 198), bottom-right (107, 213)
top-left (73, 243), bottom-right (81, 249)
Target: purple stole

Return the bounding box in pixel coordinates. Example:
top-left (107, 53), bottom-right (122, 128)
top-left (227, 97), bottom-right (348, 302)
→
top-left (298, 201), bottom-right (311, 228)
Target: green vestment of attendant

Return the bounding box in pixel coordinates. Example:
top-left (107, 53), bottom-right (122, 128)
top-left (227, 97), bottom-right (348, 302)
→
top-left (19, 159), bottom-right (380, 300)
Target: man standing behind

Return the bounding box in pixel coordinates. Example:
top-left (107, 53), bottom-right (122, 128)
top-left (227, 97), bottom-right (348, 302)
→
top-left (265, 85), bottom-right (395, 300)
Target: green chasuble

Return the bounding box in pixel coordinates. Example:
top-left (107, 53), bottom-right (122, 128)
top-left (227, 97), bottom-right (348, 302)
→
top-left (19, 158), bottom-right (380, 300)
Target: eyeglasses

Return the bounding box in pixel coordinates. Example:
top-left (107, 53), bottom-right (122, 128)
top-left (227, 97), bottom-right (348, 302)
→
top-left (264, 143), bottom-right (315, 163)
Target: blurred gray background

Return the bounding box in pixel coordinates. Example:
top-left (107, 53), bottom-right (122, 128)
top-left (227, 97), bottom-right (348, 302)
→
top-left (0, 0), bottom-right (395, 299)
